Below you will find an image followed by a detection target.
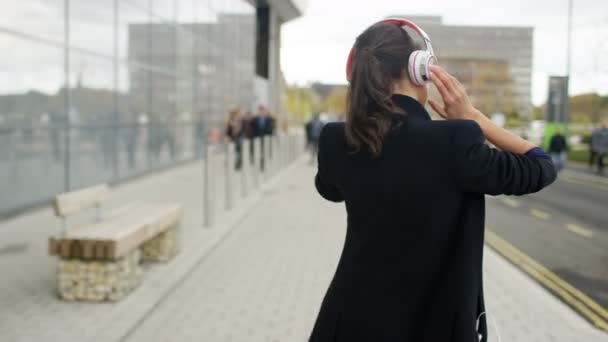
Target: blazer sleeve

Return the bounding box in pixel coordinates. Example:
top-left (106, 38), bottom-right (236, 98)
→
top-left (315, 125), bottom-right (344, 202)
top-left (451, 120), bottom-right (557, 196)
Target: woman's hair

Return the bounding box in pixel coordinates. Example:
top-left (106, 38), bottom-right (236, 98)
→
top-left (346, 23), bottom-right (418, 158)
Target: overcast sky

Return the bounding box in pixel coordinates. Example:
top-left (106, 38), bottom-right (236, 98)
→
top-left (280, 0), bottom-right (608, 105)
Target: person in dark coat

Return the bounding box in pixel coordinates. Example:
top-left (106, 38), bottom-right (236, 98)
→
top-left (241, 111), bottom-right (255, 164)
top-left (252, 105), bottom-right (275, 171)
top-left (306, 113), bottom-right (325, 164)
top-left (590, 125), bottom-right (608, 174)
top-left (548, 128), bottom-right (568, 171)
top-left (310, 21), bottom-right (556, 342)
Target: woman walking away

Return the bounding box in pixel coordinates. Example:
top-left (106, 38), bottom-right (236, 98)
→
top-left (225, 108), bottom-right (244, 170)
top-left (309, 19), bottom-right (556, 342)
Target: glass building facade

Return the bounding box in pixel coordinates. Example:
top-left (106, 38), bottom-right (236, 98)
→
top-left (0, 0), bottom-right (258, 215)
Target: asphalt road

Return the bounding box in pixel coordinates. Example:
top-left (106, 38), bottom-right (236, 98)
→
top-left (486, 168), bottom-right (608, 329)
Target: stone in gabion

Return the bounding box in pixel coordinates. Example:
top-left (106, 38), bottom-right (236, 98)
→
top-left (141, 225), bottom-right (180, 263)
top-left (57, 249), bottom-right (142, 302)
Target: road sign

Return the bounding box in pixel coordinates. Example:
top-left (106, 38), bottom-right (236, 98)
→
top-left (546, 76), bottom-right (569, 123)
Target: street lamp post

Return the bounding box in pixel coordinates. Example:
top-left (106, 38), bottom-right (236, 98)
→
top-left (565, 0), bottom-right (573, 124)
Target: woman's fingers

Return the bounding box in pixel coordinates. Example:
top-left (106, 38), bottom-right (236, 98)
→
top-left (430, 70), bottom-right (452, 103)
top-left (431, 65), bottom-right (470, 104)
top-left (430, 66), bottom-right (456, 91)
top-left (430, 66), bottom-right (460, 104)
top-left (428, 99), bottom-right (447, 119)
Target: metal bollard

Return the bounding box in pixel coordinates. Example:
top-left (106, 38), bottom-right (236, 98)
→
top-left (225, 142), bottom-right (235, 211)
top-left (285, 134), bottom-right (290, 165)
top-left (263, 136), bottom-right (271, 180)
top-left (272, 135), bottom-right (279, 175)
top-left (204, 144), bottom-right (215, 227)
top-left (253, 138), bottom-right (261, 189)
top-left (241, 139), bottom-right (250, 198)
top-left (289, 134), bottom-right (295, 163)
top-left (284, 134), bottom-right (289, 167)
top-left (277, 134), bottom-right (284, 169)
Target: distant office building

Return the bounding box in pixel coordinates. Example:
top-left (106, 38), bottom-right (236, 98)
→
top-left (394, 16), bottom-right (533, 116)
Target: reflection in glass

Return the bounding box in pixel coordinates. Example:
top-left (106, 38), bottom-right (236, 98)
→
top-left (0, 0), bottom-right (256, 215)
top-left (0, 36), bottom-right (65, 213)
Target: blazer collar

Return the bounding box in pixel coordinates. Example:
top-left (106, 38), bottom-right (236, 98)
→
top-left (392, 94), bottom-right (431, 121)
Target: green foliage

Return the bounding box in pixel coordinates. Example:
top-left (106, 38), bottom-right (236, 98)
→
top-left (568, 149), bottom-right (590, 163)
top-left (321, 87), bottom-right (347, 116)
top-left (570, 93), bottom-right (607, 123)
top-left (534, 92), bottom-right (608, 124)
top-left (532, 108), bottom-right (545, 120)
top-left (505, 117), bottom-right (522, 128)
top-left (581, 134), bottom-right (592, 144)
top-left (570, 113), bottom-right (592, 124)
top-left (286, 87), bottom-right (321, 122)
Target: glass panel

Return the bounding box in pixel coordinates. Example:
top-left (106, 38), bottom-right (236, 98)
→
top-left (0, 0), bottom-right (257, 214)
top-left (70, 0), bottom-right (114, 55)
top-left (0, 35), bottom-right (65, 215)
top-left (0, 0), bottom-right (64, 44)
top-left (68, 53), bottom-right (116, 189)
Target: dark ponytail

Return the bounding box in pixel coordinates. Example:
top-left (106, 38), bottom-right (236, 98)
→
top-left (346, 23), bottom-right (418, 158)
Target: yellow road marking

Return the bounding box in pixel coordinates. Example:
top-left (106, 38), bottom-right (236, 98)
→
top-left (560, 174), bottom-right (608, 192)
top-left (567, 224), bottom-right (594, 238)
top-left (486, 230), bottom-right (608, 331)
top-left (501, 198), bottom-right (520, 208)
top-left (529, 208), bottom-right (551, 220)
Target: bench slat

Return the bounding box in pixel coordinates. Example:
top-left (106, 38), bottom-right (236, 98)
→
top-left (113, 205), bottom-right (181, 258)
top-left (64, 203), bottom-right (149, 240)
top-left (54, 184), bottom-right (109, 218)
top-left (82, 240), bottom-right (94, 259)
top-left (49, 203), bottom-right (182, 260)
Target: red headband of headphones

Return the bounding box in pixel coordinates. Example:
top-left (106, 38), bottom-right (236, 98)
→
top-left (345, 18), bottom-right (432, 81)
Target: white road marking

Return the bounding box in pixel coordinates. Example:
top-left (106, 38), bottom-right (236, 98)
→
top-left (529, 208), bottom-right (551, 220)
top-left (501, 198), bottom-right (521, 208)
top-left (567, 224), bottom-right (594, 238)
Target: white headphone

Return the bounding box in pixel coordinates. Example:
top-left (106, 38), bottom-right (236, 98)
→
top-left (346, 18), bottom-right (438, 86)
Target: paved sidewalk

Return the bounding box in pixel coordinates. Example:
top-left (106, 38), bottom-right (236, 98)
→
top-left (124, 160), bottom-right (608, 342)
top-left (0, 148), bottom-right (289, 342)
top-left (1, 157), bottom-right (607, 341)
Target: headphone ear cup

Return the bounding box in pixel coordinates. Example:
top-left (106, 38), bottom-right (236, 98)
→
top-left (408, 50), bottom-right (432, 86)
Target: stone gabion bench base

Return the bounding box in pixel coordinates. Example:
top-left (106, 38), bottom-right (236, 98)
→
top-left (57, 249), bottom-right (143, 302)
top-left (141, 224), bottom-right (180, 263)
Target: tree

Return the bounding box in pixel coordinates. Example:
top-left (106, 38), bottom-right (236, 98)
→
top-left (285, 86), bottom-right (321, 122)
top-left (321, 87), bottom-right (347, 118)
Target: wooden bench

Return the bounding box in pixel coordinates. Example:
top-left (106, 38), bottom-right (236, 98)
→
top-left (48, 184), bottom-right (182, 302)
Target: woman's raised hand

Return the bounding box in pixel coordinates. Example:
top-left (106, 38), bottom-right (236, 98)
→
top-left (428, 65), bottom-right (480, 121)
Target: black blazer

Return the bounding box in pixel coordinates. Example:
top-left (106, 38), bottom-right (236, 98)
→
top-left (310, 95), bottom-right (556, 342)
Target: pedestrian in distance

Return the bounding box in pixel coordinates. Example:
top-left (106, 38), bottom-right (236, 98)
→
top-left (253, 105), bottom-right (275, 171)
top-left (310, 19), bottom-right (557, 342)
top-left (589, 129), bottom-right (597, 169)
top-left (548, 128), bottom-right (568, 172)
top-left (305, 113), bottom-right (325, 164)
top-left (242, 110), bottom-right (255, 165)
top-left (590, 124), bottom-right (608, 174)
top-left (225, 108), bottom-right (244, 171)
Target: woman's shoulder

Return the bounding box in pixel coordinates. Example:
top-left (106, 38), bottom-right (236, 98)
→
top-left (420, 119), bottom-right (485, 146)
top-left (319, 122), bottom-right (346, 141)
top-left (317, 122), bottom-right (347, 153)
top-left (321, 122), bottom-right (345, 134)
